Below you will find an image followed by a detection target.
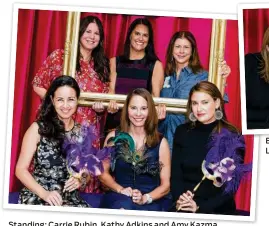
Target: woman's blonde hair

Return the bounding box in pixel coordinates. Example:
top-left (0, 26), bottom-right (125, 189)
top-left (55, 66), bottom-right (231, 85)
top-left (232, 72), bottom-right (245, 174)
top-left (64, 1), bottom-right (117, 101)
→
top-left (260, 27), bottom-right (269, 83)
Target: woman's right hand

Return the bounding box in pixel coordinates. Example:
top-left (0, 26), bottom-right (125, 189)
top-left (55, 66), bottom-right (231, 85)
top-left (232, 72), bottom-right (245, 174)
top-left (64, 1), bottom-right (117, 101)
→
top-left (119, 187), bottom-right (133, 197)
top-left (92, 102), bottom-right (105, 113)
top-left (107, 100), bottom-right (119, 114)
top-left (42, 190), bottom-right (63, 206)
top-left (156, 104), bottom-right (166, 120)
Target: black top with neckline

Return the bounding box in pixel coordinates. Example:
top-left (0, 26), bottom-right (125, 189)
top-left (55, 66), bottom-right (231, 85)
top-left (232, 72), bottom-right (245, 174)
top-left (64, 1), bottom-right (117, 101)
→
top-left (245, 52), bottom-right (269, 129)
top-left (171, 120), bottom-right (236, 214)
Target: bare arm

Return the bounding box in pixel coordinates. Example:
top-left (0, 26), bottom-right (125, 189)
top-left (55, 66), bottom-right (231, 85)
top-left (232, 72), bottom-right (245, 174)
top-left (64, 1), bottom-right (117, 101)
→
top-left (33, 86), bottom-right (47, 99)
top-left (151, 60), bottom-right (164, 97)
top-left (132, 137), bottom-right (171, 205)
top-left (16, 123), bottom-right (47, 199)
top-left (16, 122), bottom-right (62, 205)
top-left (108, 57), bottom-right (117, 94)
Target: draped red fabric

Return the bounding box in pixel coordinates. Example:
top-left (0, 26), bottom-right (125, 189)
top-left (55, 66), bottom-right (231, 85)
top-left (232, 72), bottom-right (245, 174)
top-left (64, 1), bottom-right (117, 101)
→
top-left (243, 9), bottom-right (269, 54)
top-left (10, 9), bottom-right (253, 211)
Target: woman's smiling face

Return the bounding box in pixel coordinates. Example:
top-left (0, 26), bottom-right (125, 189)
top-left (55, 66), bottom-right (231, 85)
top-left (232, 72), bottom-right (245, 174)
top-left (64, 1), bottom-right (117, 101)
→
top-left (128, 95), bottom-right (149, 128)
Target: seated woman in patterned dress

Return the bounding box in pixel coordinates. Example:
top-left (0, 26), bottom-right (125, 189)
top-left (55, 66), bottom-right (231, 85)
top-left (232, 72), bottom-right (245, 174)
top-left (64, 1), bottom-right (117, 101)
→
top-left (16, 76), bottom-right (90, 206)
top-left (99, 88), bottom-right (171, 211)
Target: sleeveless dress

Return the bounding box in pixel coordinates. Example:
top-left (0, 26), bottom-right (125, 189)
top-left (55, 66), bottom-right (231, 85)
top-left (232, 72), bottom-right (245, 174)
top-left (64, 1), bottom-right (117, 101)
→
top-left (18, 122), bottom-right (89, 207)
top-left (105, 55), bottom-right (156, 132)
top-left (100, 134), bottom-right (172, 211)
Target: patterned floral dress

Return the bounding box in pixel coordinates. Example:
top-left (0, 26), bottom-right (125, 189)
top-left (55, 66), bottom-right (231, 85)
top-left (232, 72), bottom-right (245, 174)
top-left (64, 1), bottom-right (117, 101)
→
top-left (32, 49), bottom-right (109, 193)
top-left (18, 122), bottom-right (90, 207)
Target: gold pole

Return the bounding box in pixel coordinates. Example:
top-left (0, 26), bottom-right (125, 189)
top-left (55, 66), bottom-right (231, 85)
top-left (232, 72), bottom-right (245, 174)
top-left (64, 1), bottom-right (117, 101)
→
top-left (63, 12), bottom-right (74, 76)
top-left (208, 19), bottom-right (227, 95)
top-left (63, 12), bottom-right (81, 77)
top-left (71, 12), bottom-right (81, 77)
top-left (64, 15), bottom-right (227, 113)
top-left (78, 92), bottom-right (188, 113)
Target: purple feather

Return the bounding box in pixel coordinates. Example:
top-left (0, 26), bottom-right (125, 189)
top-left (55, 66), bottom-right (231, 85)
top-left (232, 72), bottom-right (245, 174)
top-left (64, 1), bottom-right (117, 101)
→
top-left (62, 123), bottom-right (114, 177)
top-left (203, 128), bottom-right (252, 194)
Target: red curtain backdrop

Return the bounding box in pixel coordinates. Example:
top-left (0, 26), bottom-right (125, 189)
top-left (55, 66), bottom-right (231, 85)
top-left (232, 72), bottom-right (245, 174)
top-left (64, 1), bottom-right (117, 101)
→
top-left (243, 9), bottom-right (269, 54)
top-left (10, 9), bottom-right (253, 211)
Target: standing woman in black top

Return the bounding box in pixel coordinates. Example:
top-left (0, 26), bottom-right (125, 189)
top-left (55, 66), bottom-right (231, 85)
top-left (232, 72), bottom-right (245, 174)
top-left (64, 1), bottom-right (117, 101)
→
top-left (109, 18), bottom-right (164, 97)
top-left (171, 81), bottom-right (247, 214)
top-left (106, 18), bottom-right (165, 132)
top-left (245, 27), bottom-right (269, 129)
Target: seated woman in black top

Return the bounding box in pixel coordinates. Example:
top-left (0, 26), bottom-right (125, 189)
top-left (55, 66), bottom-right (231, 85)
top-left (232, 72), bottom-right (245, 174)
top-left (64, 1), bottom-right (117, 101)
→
top-left (245, 27), bottom-right (269, 129)
top-left (171, 81), bottom-right (249, 214)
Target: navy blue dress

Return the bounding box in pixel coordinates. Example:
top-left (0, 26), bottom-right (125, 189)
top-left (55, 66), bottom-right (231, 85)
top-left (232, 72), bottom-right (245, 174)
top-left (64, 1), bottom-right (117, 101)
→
top-left (100, 136), bottom-right (172, 211)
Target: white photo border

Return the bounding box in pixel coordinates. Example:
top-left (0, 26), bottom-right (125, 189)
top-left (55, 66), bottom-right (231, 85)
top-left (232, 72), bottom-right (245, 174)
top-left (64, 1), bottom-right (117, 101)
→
top-left (3, 3), bottom-right (257, 222)
top-left (238, 3), bottom-right (269, 135)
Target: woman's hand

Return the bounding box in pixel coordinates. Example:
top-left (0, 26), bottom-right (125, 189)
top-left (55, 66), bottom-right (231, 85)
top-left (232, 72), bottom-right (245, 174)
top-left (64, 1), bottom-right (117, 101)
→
top-left (63, 177), bottom-right (81, 192)
top-left (42, 190), bottom-right (63, 206)
top-left (176, 191), bottom-right (198, 212)
top-left (92, 102), bottom-right (105, 113)
top-left (156, 104), bottom-right (166, 120)
top-left (107, 100), bottom-right (119, 114)
top-left (119, 187), bottom-right (133, 197)
top-left (132, 189), bottom-right (145, 205)
top-left (219, 60), bottom-right (231, 78)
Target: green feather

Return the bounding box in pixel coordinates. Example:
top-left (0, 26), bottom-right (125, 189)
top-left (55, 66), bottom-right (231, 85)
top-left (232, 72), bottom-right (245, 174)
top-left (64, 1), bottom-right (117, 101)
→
top-left (109, 132), bottom-right (149, 168)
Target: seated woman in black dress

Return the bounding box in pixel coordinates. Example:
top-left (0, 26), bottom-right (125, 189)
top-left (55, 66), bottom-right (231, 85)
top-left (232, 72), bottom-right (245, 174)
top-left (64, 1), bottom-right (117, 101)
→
top-left (245, 27), bottom-right (269, 129)
top-left (99, 88), bottom-right (171, 211)
top-left (16, 76), bottom-right (90, 206)
top-left (171, 81), bottom-right (249, 214)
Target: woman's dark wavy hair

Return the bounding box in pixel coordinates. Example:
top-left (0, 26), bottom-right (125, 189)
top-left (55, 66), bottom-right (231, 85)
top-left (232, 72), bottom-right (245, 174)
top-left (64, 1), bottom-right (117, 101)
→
top-left (36, 75), bottom-right (80, 143)
top-left (77, 16), bottom-right (110, 83)
top-left (123, 18), bottom-right (159, 64)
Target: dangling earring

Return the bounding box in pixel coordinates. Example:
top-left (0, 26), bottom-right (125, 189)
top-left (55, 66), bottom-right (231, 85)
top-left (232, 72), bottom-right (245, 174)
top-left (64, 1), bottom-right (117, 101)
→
top-left (171, 56), bottom-right (174, 62)
top-left (215, 108), bottom-right (223, 120)
top-left (189, 112), bottom-right (197, 122)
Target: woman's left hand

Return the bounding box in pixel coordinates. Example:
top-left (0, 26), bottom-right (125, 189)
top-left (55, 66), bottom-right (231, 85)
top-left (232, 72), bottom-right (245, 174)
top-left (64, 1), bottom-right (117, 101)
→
top-left (219, 60), bottom-right (231, 78)
top-left (63, 176), bottom-right (81, 192)
top-left (179, 198), bottom-right (198, 213)
top-left (177, 191), bottom-right (198, 213)
top-left (92, 102), bottom-right (105, 113)
top-left (132, 189), bottom-right (145, 205)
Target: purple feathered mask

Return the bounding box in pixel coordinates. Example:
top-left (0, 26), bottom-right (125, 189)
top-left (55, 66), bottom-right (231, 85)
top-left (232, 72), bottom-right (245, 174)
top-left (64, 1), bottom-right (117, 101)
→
top-left (201, 128), bottom-right (252, 194)
top-left (62, 123), bottom-right (114, 179)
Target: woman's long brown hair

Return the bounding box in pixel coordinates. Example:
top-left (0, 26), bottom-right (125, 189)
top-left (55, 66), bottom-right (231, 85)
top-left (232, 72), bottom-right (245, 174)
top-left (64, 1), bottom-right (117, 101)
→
top-left (120, 88), bottom-right (160, 147)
